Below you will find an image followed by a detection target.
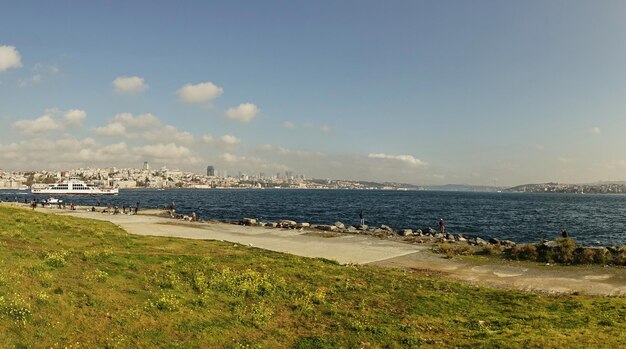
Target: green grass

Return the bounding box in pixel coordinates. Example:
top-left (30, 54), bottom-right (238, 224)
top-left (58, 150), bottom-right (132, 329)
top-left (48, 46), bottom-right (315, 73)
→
top-left (0, 206), bottom-right (625, 348)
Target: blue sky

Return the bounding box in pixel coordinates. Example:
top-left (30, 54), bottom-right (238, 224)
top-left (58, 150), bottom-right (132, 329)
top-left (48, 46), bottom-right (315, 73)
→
top-left (2, 0), bottom-right (626, 185)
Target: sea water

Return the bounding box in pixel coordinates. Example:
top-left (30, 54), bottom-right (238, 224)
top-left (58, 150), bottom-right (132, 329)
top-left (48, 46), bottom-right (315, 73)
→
top-left (3, 189), bottom-right (626, 246)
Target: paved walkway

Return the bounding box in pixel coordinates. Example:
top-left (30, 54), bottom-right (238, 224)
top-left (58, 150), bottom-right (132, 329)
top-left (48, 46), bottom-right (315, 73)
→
top-left (49, 208), bottom-right (626, 296)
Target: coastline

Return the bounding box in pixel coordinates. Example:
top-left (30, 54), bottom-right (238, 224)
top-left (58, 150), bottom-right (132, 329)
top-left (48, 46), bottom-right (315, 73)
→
top-left (3, 202), bottom-right (625, 296)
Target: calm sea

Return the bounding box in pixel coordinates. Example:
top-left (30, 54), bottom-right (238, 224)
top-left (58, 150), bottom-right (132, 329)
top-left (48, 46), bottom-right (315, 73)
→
top-left (3, 189), bottom-right (625, 246)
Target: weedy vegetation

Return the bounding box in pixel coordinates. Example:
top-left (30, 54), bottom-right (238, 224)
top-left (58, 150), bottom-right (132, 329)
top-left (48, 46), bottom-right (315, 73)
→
top-left (0, 206), bottom-right (625, 348)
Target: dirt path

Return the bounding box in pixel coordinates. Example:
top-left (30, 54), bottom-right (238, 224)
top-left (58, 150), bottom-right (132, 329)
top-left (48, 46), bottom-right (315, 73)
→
top-left (40, 206), bottom-right (626, 296)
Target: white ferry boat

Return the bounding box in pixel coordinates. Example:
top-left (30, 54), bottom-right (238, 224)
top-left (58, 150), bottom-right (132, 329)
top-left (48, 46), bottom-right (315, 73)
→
top-left (31, 177), bottom-right (119, 195)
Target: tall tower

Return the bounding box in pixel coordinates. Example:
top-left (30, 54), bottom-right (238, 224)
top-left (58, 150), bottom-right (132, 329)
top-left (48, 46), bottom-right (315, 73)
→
top-left (206, 165), bottom-right (215, 177)
top-left (143, 161), bottom-right (149, 170)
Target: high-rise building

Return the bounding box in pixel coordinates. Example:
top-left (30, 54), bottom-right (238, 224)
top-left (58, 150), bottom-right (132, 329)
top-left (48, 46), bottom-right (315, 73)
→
top-left (143, 161), bottom-right (149, 170)
top-left (206, 165), bottom-right (215, 177)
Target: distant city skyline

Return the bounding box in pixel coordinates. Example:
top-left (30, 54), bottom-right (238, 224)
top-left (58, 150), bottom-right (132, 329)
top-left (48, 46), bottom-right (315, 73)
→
top-left (3, 1), bottom-right (626, 186)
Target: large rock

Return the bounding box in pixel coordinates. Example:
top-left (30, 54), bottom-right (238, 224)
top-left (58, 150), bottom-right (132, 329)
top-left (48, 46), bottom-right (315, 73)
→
top-left (334, 221), bottom-right (345, 229)
top-left (456, 234), bottom-right (467, 242)
top-left (501, 240), bottom-right (516, 247)
top-left (296, 222), bottom-right (311, 229)
top-left (542, 240), bottom-right (558, 248)
top-left (357, 224), bottom-right (368, 231)
top-left (475, 237), bottom-right (488, 246)
top-left (380, 224), bottom-right (393, 231)
top-left (317, 225), bottom-right (338, 232)
top-left (426, 228), bottom-right (437, 235)
top-left (240, 217), bottom-right (257, 226)
top-left (489, 238), bottom-right (501, 245)
top-left (414, 229), bottom-right (423, 236)
top-left (400, 229), bottom-right (413, 236)
top-left (267, 222), bottom-right (278, 228)
top-left (346, 226), bottom-right (358, 233)
top-left (279, 220), bottom-right (297, 228)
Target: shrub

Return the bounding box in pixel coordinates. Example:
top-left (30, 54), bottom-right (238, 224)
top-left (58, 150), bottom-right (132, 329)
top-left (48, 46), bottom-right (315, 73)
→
top-left (38, 271), bottom-right (53, 288)
top-left (234, 301), bottom-right (275, 327)
top-left (0, 294), bottom-right (32, 324)
top-left (209, 268), bottom-right (286, 297)
top-left (85, 269), bottom-right (109, 282)
top-left (574, 248), bottom-right (596, 264)
top-left (435, 243), bottom-right (472, 258)
top-left (191, 271), bottom-right (208, 293)
top-left (539, 238), bottom-right (577, 264)
top-left (554, 238), bottom-right (577, 264)
top-left (149, 270), bottom-right (181, 289)
top-left (613, 246), bottom-right (626, 266)
top-left (507, 244), bottom-right (538, 261)
top-left (44, 250), bottom-right (69, 267)
top-left (82, 247), bottom-right (113, 262)
top-left (35, 292), bottom-right (50, 305)
top-left (149, 293), bottom-right (180, 312)
top-left (593, 248), bottom-right (612, 265)
top-left (478, 244), bottom-right (502, 256)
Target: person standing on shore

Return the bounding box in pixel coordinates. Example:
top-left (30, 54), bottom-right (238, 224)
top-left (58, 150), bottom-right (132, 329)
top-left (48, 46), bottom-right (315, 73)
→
top-left (439, 218), bottom-right (446, 234)
top-left (359, 210), bottom-right (365, 226)
top-left (135, 201), bottom-right (140, 214)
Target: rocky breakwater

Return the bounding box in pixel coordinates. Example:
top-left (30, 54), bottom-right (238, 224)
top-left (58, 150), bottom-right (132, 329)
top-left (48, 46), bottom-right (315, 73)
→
top-left (238, 217), bottom-right (480, 244)
top-left (237, 216), bottom-right (626, 266)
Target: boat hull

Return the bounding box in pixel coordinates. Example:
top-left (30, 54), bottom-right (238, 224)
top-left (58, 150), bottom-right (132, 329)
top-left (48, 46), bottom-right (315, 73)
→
top-left (31, 188), bottom-right (119, 195)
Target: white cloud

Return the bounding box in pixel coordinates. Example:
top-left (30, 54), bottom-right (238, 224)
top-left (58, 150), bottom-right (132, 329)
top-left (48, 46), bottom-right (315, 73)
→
top-left (320, 125), bottom-right (332, 133)
top-left (12, 108), bottom-right (88, 135)
top-left (0, 45), bottom-right (22, 71)
top-left (178, 82), bottom-right (223, 103)
top-left (591, 127), bottom-right (601, 134)
top-left (19, 64), bottom-right (60, 86)
top-left (367, 153), bottom-right (427, 167)
top-left (113, 76), bottom-right (148, 94)
top-left (63, 109), bottom-right (87, 127)
top-left (218, 152), bottom-right (289, 171)
top-left (220, 134), bottom-right (240, 145)
top-left (257, 144), bottom-right (322, 158)
top-left (174, 131), bottom-right (194, 144)
top-left (558, 157), bottom-right (574, 164)
top-left (283, 121), bottom-right (295, 129)
top-left (135, 143), bottom-right (195, 160)
top-left (13, 114), bottom-right (63, 135)
top-left (0, 138), bottom-right (139, 166)
top-left (56, 136), bottom-right (96, 150)
top-left (226, 103), bottom-right (259, 123)
top-left (93, 122), bottom-right (127, 137)
top-left (220, 152), bottom-right (243, 163)
top-left (112, 112), bottom-right (160, 129)
top-left (201, 133), bottom-right (241, 147)
top-left (76, 142), bottom-right (134, 163)
top-left (142, 124), bottom-right (194, 144)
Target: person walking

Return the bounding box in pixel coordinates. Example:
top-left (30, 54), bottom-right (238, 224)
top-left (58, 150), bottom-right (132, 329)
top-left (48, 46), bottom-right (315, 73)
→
top-left (439, 218), bottom-right (446, 234)
top-left (359, 210), bottom-right (365, 226)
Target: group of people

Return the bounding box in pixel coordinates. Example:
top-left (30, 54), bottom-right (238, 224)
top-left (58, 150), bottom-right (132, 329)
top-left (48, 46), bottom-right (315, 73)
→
top-left (93, 201), bottom-right (140, 215)
top-left (358, 210), bottom-right (447, 233)
top-left (29, 198), bottom-right (76, 210)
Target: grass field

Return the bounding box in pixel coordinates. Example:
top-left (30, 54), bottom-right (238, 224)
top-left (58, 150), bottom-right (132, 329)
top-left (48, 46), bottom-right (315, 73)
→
top-left (0, 205), bottom-right (625, 348)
